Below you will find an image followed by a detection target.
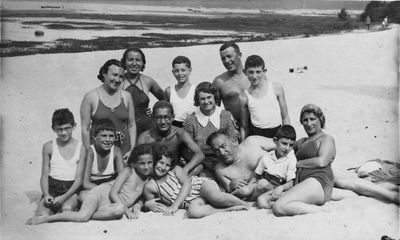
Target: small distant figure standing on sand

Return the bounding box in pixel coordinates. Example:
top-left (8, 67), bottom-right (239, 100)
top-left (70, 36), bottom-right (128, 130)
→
top-left (365, 15), bottom-right (371, 30)
top-left (382, 16), bottom-right (388, 29)
top-left (213, 42), bottom-right (250, 127)
top-left (28, 109), bottom-right (86, 221)
top-left (239, 55), bottom-right (290, 140)
top-left (121, 47), bottom-right (166, 136)
top-left (165, 56), bottom-right (196, 128)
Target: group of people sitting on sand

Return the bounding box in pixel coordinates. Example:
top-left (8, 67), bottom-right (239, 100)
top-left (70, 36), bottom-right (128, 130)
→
top-left (27, 42), bottom-right (399, 225)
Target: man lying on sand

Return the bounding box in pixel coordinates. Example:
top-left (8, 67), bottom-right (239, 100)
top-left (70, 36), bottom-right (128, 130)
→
top-left (206, 129), bottom-right (276, 201)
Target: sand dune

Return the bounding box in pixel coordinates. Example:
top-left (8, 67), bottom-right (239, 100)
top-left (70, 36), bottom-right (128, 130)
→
top-left (1, 26), bottom-right (399, 239)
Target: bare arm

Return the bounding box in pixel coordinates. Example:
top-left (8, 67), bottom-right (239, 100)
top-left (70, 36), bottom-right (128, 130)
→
top-left (163, 167), bottom-right (191, 215)
top-left (179, 129), bottom-right (205, 174)
top-left (274, 83), bottom-right (290, 125)
top-left (143, 181), bottom-right (166, 213)
top-left (80, 93), bottom-right (93, 149)
top-left (215, 167), bottom-right (232, 193)
top-left (124, 91), bottom-right (137, 151)
top-left (40, 142), bottom-right (52, 202)
top-left (109, 168), bottom-right (131, 209)
top-left (239, 93), bottom-right (249, 141)
top-left (113, 146), bottom-right (124, 173)
top-left (82, 147), bottom-right (97, 190)
top-left (165, 86), bottom-right (171, 102)
top-left (149, 77), bottom-right (165, 100)
top-left (296, 135), bottom-right (336, 168)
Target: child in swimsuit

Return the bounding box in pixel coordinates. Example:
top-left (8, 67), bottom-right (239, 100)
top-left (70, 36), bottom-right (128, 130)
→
top-left (165, 56), bottom-right (196, 128)
top-left (30, 109), bottom-right (86, 218)
top-left (239, 55), bottom-right (290, 140)
top-left (27, 144), bottom-right (154, 224)
top-left (82, 119), bottom-right (124, 191)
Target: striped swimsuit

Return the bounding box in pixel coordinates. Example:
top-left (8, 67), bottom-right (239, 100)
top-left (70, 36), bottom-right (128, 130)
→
top-left (154, 171), bottom-right (209, 209)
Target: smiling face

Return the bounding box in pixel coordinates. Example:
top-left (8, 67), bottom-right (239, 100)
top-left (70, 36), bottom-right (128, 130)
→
top-left (103, 64), bottom-right (124, 91)
top-left (220, 46), bottom-right (242, 72)
top-left (301, 112), bottom-right (322, 136)
top-left (94, 129), bottom-right (115, 151)
top-left (198, 91), bottom-right (216, 115)
top-left (153, 107), bottom-right (174, 133)
top-left (134, 154), bottom-right (154, 178)
top-left (154, 155), bottom-right (173, 178)
top-left (210, 134), bottom-right (237, 164)
top-left (125, 51), bottom-right (144, 75)
top-left (244, 66), bottom-right (265, 87)
top-left (172, 63), bottom-right (191, 84)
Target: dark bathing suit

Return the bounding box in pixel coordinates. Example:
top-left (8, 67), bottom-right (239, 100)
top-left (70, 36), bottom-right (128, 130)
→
top-left (294, 133), bottom-right (334, 203)
top-left (92, 93), bottom-right (131, 155)
top-left (125, 77), bottom-right (155, 136)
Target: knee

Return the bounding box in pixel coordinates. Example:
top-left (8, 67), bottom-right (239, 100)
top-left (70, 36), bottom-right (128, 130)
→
top-left (112, 204), bottom-right (125, 219)
top-left (256, 196), bottom-right (271, 209)
top-left (61, 205), bottom-right (75, 212)
top-left (272, 200), bottom-right (288, 217)
top-left (256, 179), bottom-right (273, 192)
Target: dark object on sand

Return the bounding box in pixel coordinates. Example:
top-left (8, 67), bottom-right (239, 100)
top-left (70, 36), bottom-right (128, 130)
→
top-left (289, 66), bottom-right (308, 73)
top-left (34, 30), bottom-right (44, 36)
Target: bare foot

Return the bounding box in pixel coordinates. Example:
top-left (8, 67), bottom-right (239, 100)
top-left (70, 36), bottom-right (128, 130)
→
top-left (25, 216), bottom-right (46, 225)
top-left (225, 205), bottom-right (249, 212)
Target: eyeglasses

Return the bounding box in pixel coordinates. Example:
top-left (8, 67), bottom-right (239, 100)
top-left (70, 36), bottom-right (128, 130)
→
top-left (54, 126), bottom-right (73, 133)
top-left (154, 115), bottom-right (172, 121)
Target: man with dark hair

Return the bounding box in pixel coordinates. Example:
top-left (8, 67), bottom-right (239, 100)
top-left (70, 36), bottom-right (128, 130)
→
top-left (213, 42), bottom-right (249, 128)
top-left (137, 100), bottom-right (205, 176)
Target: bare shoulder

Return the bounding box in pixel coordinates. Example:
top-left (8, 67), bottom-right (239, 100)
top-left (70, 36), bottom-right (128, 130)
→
top-left (141, 74), bottom-right (157, 87)
top-left (43, 140), bottom-right (53, 153)
top-left (213, 72), bottom-right (229, 86)
top-left (137, 130), bottom-right (153, 144)
top-left (321, 133), bottom-right (335, 143)
top-left (121, 90), bottom-right (131, 99)
top-left (82, 89), bottom-right (98, 104)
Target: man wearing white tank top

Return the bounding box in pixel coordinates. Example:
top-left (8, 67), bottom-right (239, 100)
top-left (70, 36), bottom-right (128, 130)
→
top-left (239, 55), bottom-right (290, 140)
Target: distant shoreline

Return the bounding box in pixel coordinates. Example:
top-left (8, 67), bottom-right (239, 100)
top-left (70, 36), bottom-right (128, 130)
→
top-left (1, 9), bottom-right (366, 57)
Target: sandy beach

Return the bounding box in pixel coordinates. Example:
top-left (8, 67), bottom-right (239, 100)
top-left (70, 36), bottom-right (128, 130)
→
top-left (1, 23), bottom-right (399, 239)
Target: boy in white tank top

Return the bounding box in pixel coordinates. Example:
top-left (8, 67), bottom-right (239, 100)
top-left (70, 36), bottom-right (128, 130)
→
top-left (27, 109), bottom-right (86, 221)
top-left (165, 56), bottom-right (196, 127)
top-left (82, 118), bottom-right (124, 191)
top-left (239, 55), bottom-right (290, 140)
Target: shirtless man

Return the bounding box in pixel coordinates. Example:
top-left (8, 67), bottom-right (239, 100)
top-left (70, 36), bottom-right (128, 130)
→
top-left (206, 129), bottom-right (275, 200)
top-left (213, 42), bottom-right (250, 126)
top-left (137, 100), bottom-right (205, 176)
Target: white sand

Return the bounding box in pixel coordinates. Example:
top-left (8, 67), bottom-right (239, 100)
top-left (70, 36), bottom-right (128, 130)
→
top-left (1, 26), bottom-right (399, 239)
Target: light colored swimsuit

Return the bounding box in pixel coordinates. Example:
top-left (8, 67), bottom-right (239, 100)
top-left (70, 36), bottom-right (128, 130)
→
top-left (154, 171), bottom-right (209, 209)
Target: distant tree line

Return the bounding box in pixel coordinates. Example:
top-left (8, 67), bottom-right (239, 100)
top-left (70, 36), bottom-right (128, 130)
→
top-left (360, 1), bottom-right (400, 23)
